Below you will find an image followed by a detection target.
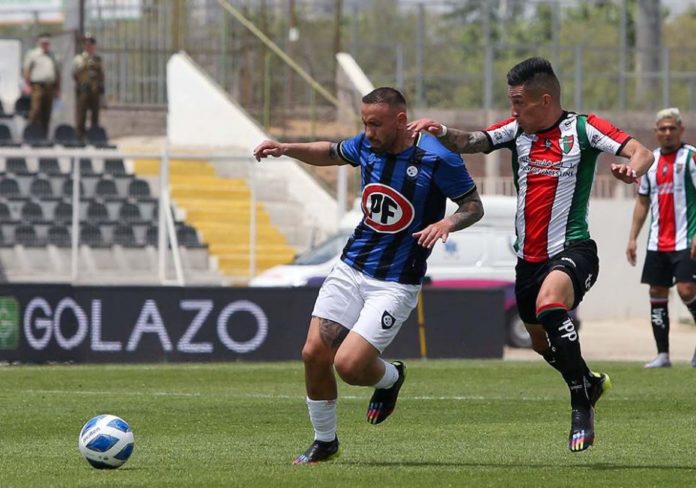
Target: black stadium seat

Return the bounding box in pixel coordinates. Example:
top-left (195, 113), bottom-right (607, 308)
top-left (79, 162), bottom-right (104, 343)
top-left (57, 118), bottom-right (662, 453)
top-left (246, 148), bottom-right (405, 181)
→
top-left (113, 225), bottom-right (139, 247)
top-left (48, 224), bottom-right (71, 247)
top-left (53, 124), bottom-right (83, 147)
top-left (95, 178), bottom-right (119, 198)
top-left (23, 122), bottom-right (52, 147)
top-left (29, 178), bottom-right (54, 198)
top-left (53, 201), bottom-right (72, 224)
top-left (0, 178), bottom-right (21, 198)
top-left (86, 126), bottom-right (116, 149)
top-left (86, 201), bottom-right (109, 223)
top-left (21, 200), bottom-right (45, 222)
top-left (14, 96), bottom-right (30, 118)
top-left (177, 224), bottom-right (204, 248)
top-left (80, 223), bottom-right (105, 247)
top-left (38, 158), bottom-right (62, 175)
top-left (104, 158), bottom-right (127, 176)
top-left (128, 179), bottom-right (151, 199)
top-left (62, 179), bottom-right (85, 197)
top-left (118, 201), bottom-right (142, 222)
top-left (15, 224), bottom-right (40, 246)
top-left (0, 123), bottom-right (18, 147)
top-left (80, 158), bottom-right (96, 175)
top-left (0, 201), bottom-right (12, 223)
top-left (5, 157), bottom-right (30, 175)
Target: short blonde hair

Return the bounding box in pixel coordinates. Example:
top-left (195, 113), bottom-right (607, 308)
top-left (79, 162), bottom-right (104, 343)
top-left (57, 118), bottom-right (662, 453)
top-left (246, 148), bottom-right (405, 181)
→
top-left (656, 107), bottom-right (681, 125)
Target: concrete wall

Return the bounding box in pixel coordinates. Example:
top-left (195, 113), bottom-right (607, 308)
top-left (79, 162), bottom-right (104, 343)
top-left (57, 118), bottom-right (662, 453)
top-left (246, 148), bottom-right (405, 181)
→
top-left (583, 197), bottom-right (693, 322)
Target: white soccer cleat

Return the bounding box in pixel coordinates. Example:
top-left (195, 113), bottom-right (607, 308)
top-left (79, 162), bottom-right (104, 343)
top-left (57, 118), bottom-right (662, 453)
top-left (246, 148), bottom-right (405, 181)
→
top-left (644, 353), bottom-right (671, 369)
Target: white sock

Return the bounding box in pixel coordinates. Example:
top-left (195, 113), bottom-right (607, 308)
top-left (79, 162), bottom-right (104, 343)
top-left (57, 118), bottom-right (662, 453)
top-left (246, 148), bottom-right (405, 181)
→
top-left (306, 397), bottom-right (337, 442)
top-left (372, 359), bottom-right (398, 389)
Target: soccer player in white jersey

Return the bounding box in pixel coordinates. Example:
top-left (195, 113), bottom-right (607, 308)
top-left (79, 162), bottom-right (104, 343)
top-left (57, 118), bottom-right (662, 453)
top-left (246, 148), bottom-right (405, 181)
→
top-left (408, 57), bottom-right (654, 452)
top-left (626, 107), bottom-right (696, 369)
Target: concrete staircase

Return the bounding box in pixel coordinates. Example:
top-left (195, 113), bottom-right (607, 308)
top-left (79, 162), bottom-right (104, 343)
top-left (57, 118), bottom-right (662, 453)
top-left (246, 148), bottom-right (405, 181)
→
top-left (133, 158), bottom-right (296, 278)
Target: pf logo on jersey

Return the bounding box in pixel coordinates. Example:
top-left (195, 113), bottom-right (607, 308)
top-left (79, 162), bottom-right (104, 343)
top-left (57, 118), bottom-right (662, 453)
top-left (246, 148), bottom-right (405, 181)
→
top-left (361, 183), bottom-right (415, 233)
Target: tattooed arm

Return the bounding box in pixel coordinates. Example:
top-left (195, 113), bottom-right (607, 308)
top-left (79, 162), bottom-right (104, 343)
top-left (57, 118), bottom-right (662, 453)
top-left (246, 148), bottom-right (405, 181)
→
top-left (253, 141), bottom-right (347, 166)
top-left (407, 118), bottom-right (491, 154)
top-left (412, 189), bottom-right (484, 249)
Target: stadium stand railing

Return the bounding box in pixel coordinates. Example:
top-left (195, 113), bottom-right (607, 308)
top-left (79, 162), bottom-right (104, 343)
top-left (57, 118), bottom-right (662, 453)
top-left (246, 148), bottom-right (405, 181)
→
top-left (0, 138), bottom-right (295, 285)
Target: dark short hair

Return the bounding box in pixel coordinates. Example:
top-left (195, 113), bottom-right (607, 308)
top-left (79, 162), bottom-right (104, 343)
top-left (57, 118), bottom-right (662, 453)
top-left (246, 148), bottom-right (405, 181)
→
top-left (38, 32), bottom-right (51, 41)
top-left (362, 87), bottom-right (407, 110)
top-left (507, 57), bottom-right (560, 97)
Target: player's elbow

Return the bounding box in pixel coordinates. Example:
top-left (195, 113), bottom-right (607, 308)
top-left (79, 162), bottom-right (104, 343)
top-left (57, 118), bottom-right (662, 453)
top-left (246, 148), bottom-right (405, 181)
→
top-left (473, 203), bottom-right (484, 224)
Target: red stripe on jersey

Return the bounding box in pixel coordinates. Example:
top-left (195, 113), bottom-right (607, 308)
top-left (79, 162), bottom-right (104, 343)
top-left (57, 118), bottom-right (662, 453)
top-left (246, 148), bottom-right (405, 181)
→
top-left (587, 114), bottom-right (631, 147)
top-left (656, 152), bottom-right (677, 251)
top-left (524, 128), bottom-right (563, 261)
top-left (485, 116), bottom-right (516, 132)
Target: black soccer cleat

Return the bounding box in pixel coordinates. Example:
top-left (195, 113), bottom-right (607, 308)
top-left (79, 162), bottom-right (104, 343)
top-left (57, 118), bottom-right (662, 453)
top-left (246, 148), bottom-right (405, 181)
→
top-left (367, 360), bottom-right (406, 425)
top-left (568, 407), bottom-right (595, 452)
top-left (293, 437), bottom-right (340, 465)
top-left (588, 372), bottom-right (611, 408)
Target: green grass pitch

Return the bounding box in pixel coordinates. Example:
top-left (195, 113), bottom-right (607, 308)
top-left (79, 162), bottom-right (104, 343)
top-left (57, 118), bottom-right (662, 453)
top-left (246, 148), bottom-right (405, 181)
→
top-left (0, 360), bottom-right (694, 487)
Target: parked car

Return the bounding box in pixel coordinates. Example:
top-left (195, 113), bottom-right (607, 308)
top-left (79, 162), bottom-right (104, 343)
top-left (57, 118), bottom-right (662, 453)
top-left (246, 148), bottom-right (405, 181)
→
top-left (250, 196), bottom-right (579, 348)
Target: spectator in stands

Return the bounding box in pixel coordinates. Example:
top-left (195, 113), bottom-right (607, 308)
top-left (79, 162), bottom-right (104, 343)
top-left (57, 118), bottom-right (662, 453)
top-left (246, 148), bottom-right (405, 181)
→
top-left (22, 33), bottom-right (61, 134)
top-left (254, 87), bottom-right (483, 465)
top-left (72, 33), bottom-right (105, 140)
top-left (626, 107), bottom-right (696, 369)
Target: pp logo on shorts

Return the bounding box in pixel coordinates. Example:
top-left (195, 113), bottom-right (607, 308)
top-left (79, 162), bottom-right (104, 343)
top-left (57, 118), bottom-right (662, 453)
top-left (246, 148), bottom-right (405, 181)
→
top-left (381, 311), bottom-right (396, 330)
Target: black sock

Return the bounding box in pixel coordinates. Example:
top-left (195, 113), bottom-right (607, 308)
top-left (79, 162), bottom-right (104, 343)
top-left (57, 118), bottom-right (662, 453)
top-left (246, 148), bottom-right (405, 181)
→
top-left (685, 296), bottom-right (696, 324)
top-left (541, 348), bottom-right (563, 374)
top-left (650, 299), bottom-right (669, 354)
top-left (537, 305), bottom-right (591, 409)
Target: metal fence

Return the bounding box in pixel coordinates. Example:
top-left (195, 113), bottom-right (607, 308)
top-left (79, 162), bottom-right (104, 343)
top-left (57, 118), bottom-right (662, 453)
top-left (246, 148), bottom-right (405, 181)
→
top-left (59, 1), bottom-right (695, 122)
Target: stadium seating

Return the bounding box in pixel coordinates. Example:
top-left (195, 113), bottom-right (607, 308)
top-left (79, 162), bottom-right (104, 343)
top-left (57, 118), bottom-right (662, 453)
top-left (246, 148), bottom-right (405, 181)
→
top-left (53, 124), bottom-right (84, 147)
top-left (38, 158), bottom-right (62, 175)
top-left (0, 123), bottom-right (18, 147)
top-left (86, 126), bottom-right (116, 149)
top-left (13, 96), bottom-right (30, 118)
top-left (133, 158), bottom-right (295, 276)
top-left (0, 143), bottom-right (296, 284)
top-left (23, 122), bottom-right (52, 147)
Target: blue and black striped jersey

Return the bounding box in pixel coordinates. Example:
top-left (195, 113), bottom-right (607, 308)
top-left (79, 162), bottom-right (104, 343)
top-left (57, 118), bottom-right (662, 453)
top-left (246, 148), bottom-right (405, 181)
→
top-left (337, 132), bottom-right (476, 284)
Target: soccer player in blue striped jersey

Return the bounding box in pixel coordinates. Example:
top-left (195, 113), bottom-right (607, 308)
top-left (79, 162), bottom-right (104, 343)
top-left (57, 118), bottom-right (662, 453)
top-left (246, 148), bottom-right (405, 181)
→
top-left (254, 87), bottom-right (483, 464)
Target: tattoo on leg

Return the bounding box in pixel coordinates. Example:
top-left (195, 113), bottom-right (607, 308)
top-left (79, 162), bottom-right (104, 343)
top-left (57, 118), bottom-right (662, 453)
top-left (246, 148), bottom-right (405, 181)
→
top-left (319, 318), bottom-right (349, 349)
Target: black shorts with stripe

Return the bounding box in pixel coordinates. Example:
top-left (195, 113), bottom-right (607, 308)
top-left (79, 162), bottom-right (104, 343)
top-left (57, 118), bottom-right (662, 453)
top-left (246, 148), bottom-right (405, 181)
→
top-left (641, 250), bottom-right (696, 287)
top-left (515, 239), bottom-right (599, 324)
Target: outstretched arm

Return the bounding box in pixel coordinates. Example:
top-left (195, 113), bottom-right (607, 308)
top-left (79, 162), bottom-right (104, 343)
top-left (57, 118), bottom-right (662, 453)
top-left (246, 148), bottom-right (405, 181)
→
top-left (611, 138), bottom-right (654, 184)
top-left (412, 189), bottom-right (484, 248)
top-left (253, 140), bottom-right (346, 166)
top-left (626, 195), bottom-right (649, 266)
top-left (407, 118), bottom-right (491, 154)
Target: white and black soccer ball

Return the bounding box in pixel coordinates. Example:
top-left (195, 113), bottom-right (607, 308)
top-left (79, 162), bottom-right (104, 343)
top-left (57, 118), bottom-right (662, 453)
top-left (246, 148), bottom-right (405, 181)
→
top-left (78, 414), bottom-right (134, 469)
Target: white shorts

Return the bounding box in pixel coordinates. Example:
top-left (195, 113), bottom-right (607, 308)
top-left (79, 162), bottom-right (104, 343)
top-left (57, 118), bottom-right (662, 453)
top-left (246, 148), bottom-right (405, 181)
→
top-left (312, 260), bottom-right (421, 352)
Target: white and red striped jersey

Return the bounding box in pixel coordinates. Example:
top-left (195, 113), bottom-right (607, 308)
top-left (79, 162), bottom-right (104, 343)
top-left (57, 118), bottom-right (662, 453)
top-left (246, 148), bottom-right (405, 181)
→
top-left (638, 144), bottom-right (696, 252)
top-left (484, 112), bottom-right (631, 262)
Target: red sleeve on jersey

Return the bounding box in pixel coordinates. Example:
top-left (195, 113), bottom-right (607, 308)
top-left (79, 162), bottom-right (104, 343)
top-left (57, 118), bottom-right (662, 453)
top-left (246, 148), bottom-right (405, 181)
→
top-left (587, 114), bottom-right (631, 145)
top-left (485, 117), bottom-right (516, 132)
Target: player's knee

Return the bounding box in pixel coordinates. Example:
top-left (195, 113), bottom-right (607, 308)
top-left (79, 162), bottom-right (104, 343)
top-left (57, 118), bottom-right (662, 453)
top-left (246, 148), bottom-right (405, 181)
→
top-left (333, 354), bottom-right (363, 385)
top-left (676, 283), bottom-right (696, 303)
top-left (301, 339), bottom-right (333, 368)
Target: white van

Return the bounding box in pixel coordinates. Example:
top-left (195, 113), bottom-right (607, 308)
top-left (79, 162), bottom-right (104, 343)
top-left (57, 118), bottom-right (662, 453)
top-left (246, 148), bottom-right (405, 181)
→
top-left (250, 196), bottom-right (538, 347)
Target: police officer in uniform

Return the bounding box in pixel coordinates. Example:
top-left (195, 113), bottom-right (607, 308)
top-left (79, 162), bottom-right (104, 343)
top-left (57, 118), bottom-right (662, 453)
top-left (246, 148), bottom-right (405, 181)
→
top-left (72, 33), bottom-right (104, 140)
top-left (23, 33), bottom-right (61, 133)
